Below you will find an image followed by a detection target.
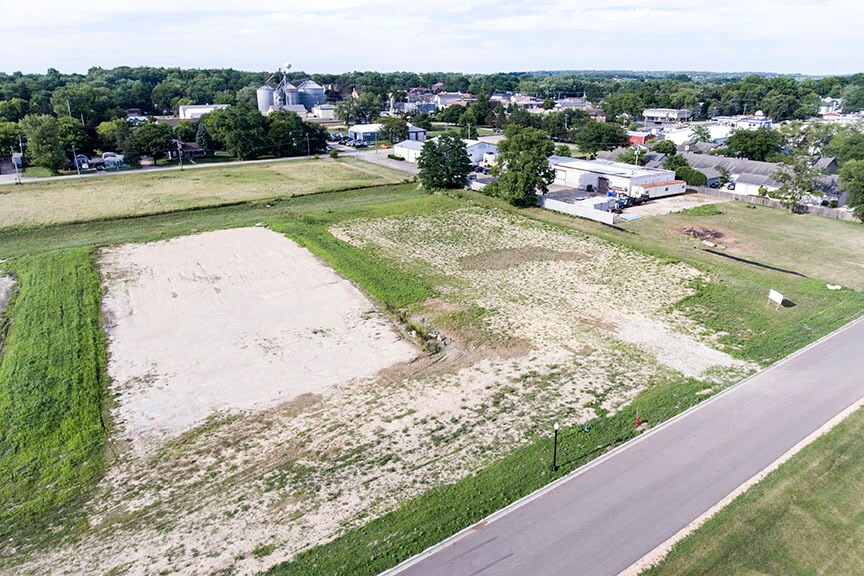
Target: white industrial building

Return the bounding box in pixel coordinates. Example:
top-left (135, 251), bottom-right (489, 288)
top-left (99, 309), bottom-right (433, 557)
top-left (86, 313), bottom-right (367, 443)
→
top-left (661, 123), bottom-right (733, 146)
top-left (392, 137), bottom-right (497, 164)
top-left (350, 123), bottom-right (427, 143)
top-left (393, 140), bottom-right (424, 162)
top-left (178, 104), bottom-right (230, 120)
top-left (549, 158), bottom-right (686, 198)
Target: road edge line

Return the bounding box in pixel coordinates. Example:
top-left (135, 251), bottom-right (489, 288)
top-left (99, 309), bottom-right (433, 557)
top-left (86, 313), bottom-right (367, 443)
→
top-left (619, 392), bottom-right (864, 576)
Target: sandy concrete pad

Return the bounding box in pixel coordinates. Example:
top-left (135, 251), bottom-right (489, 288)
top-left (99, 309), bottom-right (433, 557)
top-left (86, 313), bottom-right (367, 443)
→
top-left (101, 227), bottom-right (418, 451)
top-left (624, 193), bottom-right (729, 217)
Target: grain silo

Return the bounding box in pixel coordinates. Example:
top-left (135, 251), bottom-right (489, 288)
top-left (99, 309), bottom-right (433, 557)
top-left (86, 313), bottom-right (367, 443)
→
top-left (256, 85), bottom-right (275, 114)
top-left (297, 79), bottom-right (326, 111)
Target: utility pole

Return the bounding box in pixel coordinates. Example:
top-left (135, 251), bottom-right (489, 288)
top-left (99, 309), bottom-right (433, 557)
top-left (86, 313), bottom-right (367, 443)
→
top-left (10, 146), bottom-right (21, 185)
top-left (306, 132), bottom-right (310, 157)
top-left (71, 144), bottom-right (81, 178)
top-left (175, 140), bottom-right (184, 170)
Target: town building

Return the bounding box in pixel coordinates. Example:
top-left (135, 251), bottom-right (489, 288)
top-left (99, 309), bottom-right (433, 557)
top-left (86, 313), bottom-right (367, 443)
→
top-left (628, 131), bottom-right (656, 146)
top-left (393, 138), bottom-right (497, 164)
top-left (711, 112), bottom-right (774, 130)
top-left (549, 157), bottom-right (685, 198)
top-left (349, 123), bottom-right (427, 143)
top-left (643, 108), bottom-right (692, 125)
top-left (178, 104), bottom-right (230, 120)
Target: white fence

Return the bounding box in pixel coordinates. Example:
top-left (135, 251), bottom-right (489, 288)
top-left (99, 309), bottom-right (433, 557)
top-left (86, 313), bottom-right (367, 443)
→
top-left (538, 197), bottom-right (616, 225)
top-left (692, 186), bottom-right (857, 222)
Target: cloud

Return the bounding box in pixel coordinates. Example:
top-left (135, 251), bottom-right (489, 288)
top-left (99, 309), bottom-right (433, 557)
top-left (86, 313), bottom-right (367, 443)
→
top-left (0, 0), bottom-right (861, 75)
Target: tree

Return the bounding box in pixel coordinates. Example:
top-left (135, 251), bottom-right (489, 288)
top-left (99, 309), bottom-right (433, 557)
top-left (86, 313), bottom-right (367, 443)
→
top-left (553, 144), bottom-right (571, 157)
top-left (58, 116), bottom-right (95, 154)
top-left (417, 133), bottom-right (471, 190)
top-left (377, 116), bottom-right (409, 143)
top-left (825, 128), bottom-right (864, 165)
top-left (0, 121), bottom-right (22, 154)
top-left (542, 98), bottom-right (556, 110)
top-left (19, 114), bottom-right (67, 172)
top-left (771, 156), bottom-right (823, 210)
top-left (195, 121), bottom-right (214, 156)
top-left (718, 128), bottom-right (783, 162)
top-left (174, 120), bottom-right (198, 142)
top-left (691, 125), bottom-right (712, 143)
top-left (491, 125), bottom-right (555, 206)
top-left (839, 159), bottom-right (864, 219)
top-left (134, 122), bottom-right (174, 164)
top-left (574, 120), bottom-right (629, 158)
top-left (122, 134), bottom-right (141, 167)
top-left (601, 92), bottom-right (644, 123)
top-left (335, 93), bottom-right (382, 125)
top-left (841, 85), bottom-right (864, 114)
top-left (267, 111), bottom-right (327, 157)
top-left (617, 148), bottom-right (646, 165)
top-left (96, 118), bottom-right (127, 151)
top-left (219, 107), bottom-right (269, 160)
top-left (663, 154), bottom-right (707, 186)
top-left (0, 98), bottom-right (29, 123)
top-left (653, 139), bottom-right (677, 155)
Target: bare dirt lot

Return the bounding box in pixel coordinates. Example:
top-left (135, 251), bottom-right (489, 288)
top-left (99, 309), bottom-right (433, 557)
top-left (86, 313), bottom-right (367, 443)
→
top-left (625, 193), bottom-right (729, 218)
top-left (100, 227), bottom-right (418, 451)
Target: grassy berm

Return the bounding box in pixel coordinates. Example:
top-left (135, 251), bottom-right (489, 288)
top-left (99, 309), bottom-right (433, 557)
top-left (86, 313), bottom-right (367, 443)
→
top-left (0, 249), bottom-right (107, 543)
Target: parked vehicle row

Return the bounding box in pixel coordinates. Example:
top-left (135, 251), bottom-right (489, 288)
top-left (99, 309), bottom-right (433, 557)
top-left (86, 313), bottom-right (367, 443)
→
top-left (327, 133), bottom-right (369, 148)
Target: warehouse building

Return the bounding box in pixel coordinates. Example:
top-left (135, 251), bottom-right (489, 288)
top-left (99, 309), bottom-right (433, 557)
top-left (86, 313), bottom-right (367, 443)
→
top-left (549, 157), bottom-right (686, 198)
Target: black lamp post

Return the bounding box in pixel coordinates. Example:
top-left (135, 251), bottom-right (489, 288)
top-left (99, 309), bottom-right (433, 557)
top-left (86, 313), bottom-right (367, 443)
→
top-left (551, 422), bottom-right (560, 472)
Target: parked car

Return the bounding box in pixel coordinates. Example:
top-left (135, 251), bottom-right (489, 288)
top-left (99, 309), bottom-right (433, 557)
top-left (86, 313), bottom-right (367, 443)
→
top-left (354, 141), bottom-right (369, 148)
top-left (727, 182), bottom-right (736, 190)
top-left (709, 181), bottom-right (720, 188)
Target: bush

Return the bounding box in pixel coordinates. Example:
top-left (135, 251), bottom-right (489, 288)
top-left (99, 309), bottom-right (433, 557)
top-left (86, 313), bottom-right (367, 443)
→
top-left (329, 149), bottom-right (339, 159)
top-left (830, 199), bottom-right (839, 208)
top-left (387, 154), bottom-right (405, 161)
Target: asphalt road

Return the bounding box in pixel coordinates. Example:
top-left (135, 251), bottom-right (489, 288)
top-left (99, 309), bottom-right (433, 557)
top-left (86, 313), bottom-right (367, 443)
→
top-left (388, 316), bottom-right (864, 576)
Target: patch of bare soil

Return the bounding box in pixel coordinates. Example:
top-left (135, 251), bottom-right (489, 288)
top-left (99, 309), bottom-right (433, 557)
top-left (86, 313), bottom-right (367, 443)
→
top-left (460, 246), bottom-right (583, 271)
top-left (0, 273), bottom-right (13, 315)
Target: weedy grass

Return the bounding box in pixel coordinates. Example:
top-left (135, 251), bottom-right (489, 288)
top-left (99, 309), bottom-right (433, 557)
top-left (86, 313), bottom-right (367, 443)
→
top-left (0, 157), bottom-right (406, 231)
top-left (265, 372), bottom-right (716, 576)
top-left (0, 249), bottom-right (107, 543)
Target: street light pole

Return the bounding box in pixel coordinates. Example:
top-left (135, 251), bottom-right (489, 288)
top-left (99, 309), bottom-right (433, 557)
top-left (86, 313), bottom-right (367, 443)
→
top-left (551, 422), bottom-right (560, 472)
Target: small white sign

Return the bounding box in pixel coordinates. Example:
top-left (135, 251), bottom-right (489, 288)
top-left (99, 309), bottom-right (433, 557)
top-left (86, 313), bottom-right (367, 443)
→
top-left (769, 289), bottom-right (784, 306)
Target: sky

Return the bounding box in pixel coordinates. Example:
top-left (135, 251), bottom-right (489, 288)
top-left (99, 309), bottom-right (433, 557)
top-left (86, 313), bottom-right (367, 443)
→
top-left (0, 0), bottom-right (861, 76)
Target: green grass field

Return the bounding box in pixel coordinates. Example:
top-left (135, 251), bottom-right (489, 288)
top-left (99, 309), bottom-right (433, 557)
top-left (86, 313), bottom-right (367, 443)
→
top-left (0, 157), bottom-right (407, 231)
top-left (0, 249), bottom-right (107, 543)
top-left (643, 403), bottom-right (864, 576)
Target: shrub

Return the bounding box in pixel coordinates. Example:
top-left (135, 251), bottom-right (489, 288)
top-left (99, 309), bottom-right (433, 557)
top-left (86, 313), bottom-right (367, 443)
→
top-left (387, 154), bottom-right (405, 161)
top-left (329, 149), bottom-right (339, 159)
top-left (830, 199), bottom-right (839, 208)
